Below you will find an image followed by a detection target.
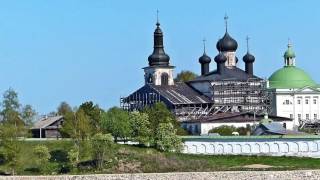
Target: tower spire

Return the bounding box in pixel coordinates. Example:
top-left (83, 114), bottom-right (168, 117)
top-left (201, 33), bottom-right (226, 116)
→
top-left (288, 38), bottom-right (292, 48)
top-left (203, 38), bottom-right (206, 54)
top-left (156, 9), bottom-right (160, 26)
top-left (246, 35), bottom-right (250, 53)
top-left (224, 14), bottom-right (229, 32)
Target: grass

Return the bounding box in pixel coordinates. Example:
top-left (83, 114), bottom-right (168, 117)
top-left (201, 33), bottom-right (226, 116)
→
top-left (1, 140), bottom-right (320, 175)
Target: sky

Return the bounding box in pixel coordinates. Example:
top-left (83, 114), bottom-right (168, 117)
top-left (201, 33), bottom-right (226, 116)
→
top-left (0, 0), bottom-right (319, 114)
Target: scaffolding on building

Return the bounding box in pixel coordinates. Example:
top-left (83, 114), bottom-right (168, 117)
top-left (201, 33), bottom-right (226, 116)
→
top-left (121, 78), bottom-right (271, 121)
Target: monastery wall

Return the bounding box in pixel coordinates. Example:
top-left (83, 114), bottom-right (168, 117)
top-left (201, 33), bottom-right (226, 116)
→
top-left (182, 136), bottom-right (320, 157)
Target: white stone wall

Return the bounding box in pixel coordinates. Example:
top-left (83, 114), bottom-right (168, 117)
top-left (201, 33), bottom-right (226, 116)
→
top-left (271, 88), bottom-right (320, 128)
top-left (184, 121), bottom-right (293, 135)
top-left (222, 51), bottom-right (236, 68)
top-left (144, 67), bottom-right (174, 86)
top-left (183, 138), bottom-right (320, 158)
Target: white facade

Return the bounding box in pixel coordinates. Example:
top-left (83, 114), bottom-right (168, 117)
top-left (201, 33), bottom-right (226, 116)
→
top-left (270, 87), bottom-right (320, 129)
top-left (183, 121), bottom-right (294, 135)
top-left (222, 51), bottom-right (237, 68)
top-left (143, 66), bottom-right (174, 86)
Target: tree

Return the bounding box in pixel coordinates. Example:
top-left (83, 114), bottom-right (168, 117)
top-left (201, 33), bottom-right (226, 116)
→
top-left (68, 147), bottom-right (79, 168)
top-left (0, 122), bottom-right (24, 175)
top-left (101, 107), bottom-right (131, 142)
top-left (33, 145), bottom-right (51, 172)
top-left (129, 111), bottom-right (151, 145)
top-left (2, 88), bottom-right (20, 115)
top-left (143, 102), bottom-right (176, 139)
top-left (155, 122), bottom-right (182, 152)
top-left (0, 89), bottom-right (26, 175)
top-left (79, 101), bottom-right (103, 132)
top-left (60, 109), bottom-right (92, 163)
top-left (57, 102), bottom-right (72, 116)
top-left (208, 125), bottom-right (237, 136)
top-left (21, 104), bottom-right (37, 127)
top-left (91, 133), bottom-right (114, 170)
top-left (61, 109), bottom-right (92, 140)
top-left (174, 70), bottom-right (198, 82)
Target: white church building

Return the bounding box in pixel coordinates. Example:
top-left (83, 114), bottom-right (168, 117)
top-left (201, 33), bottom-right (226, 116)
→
top-left (268, 43), bottom-right (320, 130)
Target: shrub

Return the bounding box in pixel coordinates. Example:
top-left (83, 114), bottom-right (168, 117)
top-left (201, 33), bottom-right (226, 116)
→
top-left (208, 125), bottom-right (237, 136)
top-left (156, 122), bottom-right (182, 152)
top-left (91, 133), bottom-right (114, 170)
top-left (33, 145), bottom-right (51, 172)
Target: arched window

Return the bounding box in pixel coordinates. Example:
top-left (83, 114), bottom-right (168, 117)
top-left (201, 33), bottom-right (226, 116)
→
top-left (147, 74), bottom-right (153, 83)
top-left (161, 73), bottom-right (169, 86)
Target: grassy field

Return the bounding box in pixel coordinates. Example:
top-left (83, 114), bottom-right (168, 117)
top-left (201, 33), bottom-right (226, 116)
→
top-left (1, 140), bottom-right (320, 175)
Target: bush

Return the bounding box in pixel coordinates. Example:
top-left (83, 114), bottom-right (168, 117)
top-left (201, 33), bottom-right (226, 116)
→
top-left (91, 133), bottom-right (114, 170)
top-left (156, 122), bottom-right (182, 152)
top-left (208, 125), bottom-right (237, 136)
top-left (33, 145), bottom-right (51, 172)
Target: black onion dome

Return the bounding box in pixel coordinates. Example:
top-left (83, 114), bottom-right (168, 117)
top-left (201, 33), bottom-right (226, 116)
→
top-left (199, 53), bottom-right (211, 64)
top-left (214, 53), bottom-right (227, 63)
top-left (148, 22), bottom-right (170, 66)
top-left (243, 52), bottom-right (255, 63)
top-left (216, 32), bottom-right (238, 52)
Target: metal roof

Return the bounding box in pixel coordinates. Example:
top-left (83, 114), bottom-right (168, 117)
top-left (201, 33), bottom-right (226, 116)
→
top-left (149, 82), bottom-right (211, 105)
top-left (32, 116), bottom-right (63, 129)
top-left (190, 67), bottom-right (262, 82)
top-left (183, 112), bottom-right (292, 123)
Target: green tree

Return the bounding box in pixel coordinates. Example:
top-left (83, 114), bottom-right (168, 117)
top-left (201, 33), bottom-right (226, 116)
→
top-left (155, 122), bottom-right (182, 152)
top-left (91, 133), bottom-right (114, 170)
top-left (143, 102), bottom-right (176, 139)
top-left (1, 89), bottom-right (24, 126)
top-left (2, 88), bottom-right (20, 115)
top-left (21, 104), bottom-right (37, 127)
top-left (68, 147), bottom-right (80, 168)
top-left (57, 102), bottom-right (72, 116)
top-left (129, 111), bottom-right (151, 145)
top-left (101, 107), bottom-right (131, 142)
top-left (61, 109), bottom-right (92, 140)
top-left (33, 145), bottom-right (51, 172)
top-left (79, 101), bottom-right (103, 132)
top-left (0, 122), bottom-right (24, 175)
top-left (0, 89), bottom-right (26, 175)
top-left (174, 70), bottom-right (198, 82)
top-left (60, 109), bottom-right (92, 163)
top-left (208, 125), bottom-right (237, 136)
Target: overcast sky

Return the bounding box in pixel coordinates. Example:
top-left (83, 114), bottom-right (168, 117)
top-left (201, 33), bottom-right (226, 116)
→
top-left (0, 0), bottom-right (319, 114)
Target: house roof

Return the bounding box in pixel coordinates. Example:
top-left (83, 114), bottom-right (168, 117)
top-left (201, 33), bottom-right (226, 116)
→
top-left (32, 116), bottom-right (63, 129)
top-left (190, 67), bottom-right (262, 82)
top-left (149, 82), bottom-right (211, 105)
top-left (254, 122), bottom-right (304, 135)
top-left (125, 82), bottom-right (211, 105)
top-left (183, 112), bottom-right (292, 124)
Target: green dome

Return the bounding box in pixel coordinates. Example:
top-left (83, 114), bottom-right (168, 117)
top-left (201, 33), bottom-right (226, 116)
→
top-left (284, 45), bottom-right (295, 58)
top-left (269, 66), bottom-right (316, 89)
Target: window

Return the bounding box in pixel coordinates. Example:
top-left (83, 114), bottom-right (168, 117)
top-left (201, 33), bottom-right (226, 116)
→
top-left (314, 99), bottom-right (317, 104)
top-left (306, 99), bottom-right (309, 104)
top-left (283, 123), bottom-right (287, 129)
top-left (194, 125), bottom-right (199, 134)
top-left (306, 114), bottom-right (310, 120)
top-left (290, 114), bottom-right (293, 119)
top-left (298, 114), bottom-right (302, 120)
top-left (161, 73), bottom-right (169, 86)
top-left (314, 114), bottom-right (318, 120)
top-left (297, 99), bottom-right (301, 104)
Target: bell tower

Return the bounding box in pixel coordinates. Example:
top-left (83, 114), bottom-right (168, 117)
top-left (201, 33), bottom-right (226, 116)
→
top-left (143, 12), bottom-right (175, 86)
